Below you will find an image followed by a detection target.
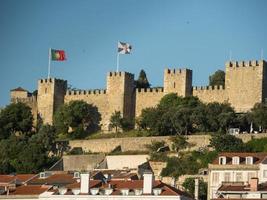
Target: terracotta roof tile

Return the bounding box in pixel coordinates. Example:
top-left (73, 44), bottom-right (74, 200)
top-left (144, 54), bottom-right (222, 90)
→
top-left (29, 174), bottom-right (78, 186)
top-left (0, 174), bottom-right (36, 184)
top-left (212, 152), bottom-right (267, 165)
top-left (10, 87), bottom-right (28, 92)
top-left (66, 180), bottom-right (102, 189)
top-left (9, 185), bottom-right (51, 195)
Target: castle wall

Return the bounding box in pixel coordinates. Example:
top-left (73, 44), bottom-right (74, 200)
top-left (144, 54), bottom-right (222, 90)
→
top-left (135, 88), bottom-right (164, 117)
top-left (68, 133), bottom-right (267, 153)
top-left (164, 68), bottom-right (192, 96)
top-left (225, 60), bottom-right (265, 112)
top-left (64, 90), bottom-right (109, 130)
top-left (192, 85), bottom-right (228, 104)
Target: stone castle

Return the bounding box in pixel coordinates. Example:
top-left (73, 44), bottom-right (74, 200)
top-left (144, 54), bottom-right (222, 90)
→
top-left (10, 60), bottom-right (267, 131)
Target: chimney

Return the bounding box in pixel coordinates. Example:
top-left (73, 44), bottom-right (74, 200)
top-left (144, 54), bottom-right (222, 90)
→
top-left (194, 178), bottom-right (199, 200)
top-left (143, 171), bottom-right (154, 194)
top-left (249, 178), bottom-right (258, 191)
top-left (80, 172), bottom-right (90, 194)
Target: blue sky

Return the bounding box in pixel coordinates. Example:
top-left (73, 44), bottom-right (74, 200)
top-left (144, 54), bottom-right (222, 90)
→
top-left (1, 0), bottom-right (267, 107)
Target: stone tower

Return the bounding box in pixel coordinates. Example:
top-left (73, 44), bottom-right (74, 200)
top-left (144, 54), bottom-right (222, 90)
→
top-left (106, 72), bottom-right (135, 127)
top-left (37, 78), bottom-right (67, 124)
top-left (163, 68), bottom-right (192, 96)
top-left (225, 60), bottom-right (267, 112)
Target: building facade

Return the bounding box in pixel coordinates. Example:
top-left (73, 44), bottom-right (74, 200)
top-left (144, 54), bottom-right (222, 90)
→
top-left (208, 152), bottom-right (267, 200)
top-left (10, 60), bottom-right (267, 131)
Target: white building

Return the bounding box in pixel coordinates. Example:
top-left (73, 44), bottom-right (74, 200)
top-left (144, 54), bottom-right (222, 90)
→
top-left (208, 152), bottom-right (267, 200)
top-left (0, 172), bottom-right (192, 200)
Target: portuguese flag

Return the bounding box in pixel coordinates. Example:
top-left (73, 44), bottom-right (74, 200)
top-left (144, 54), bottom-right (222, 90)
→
top-left (51, 49), bottom-right (66, 61)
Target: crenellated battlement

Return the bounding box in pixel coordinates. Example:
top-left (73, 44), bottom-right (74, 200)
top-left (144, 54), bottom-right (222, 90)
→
top-left (164, 68), bottom-right (191, 75)
top-left (192, 85), bottom-right (225, 91)
top-left (108, 71), bottom-right (134, 79)
top-left (38, 78), bottom-right (67, 84)
top-left (66, 89), bottom-right (107, 96)
top-left (136, 87), bottom-right (164, 93)
top-left (226, 60), bottom-right (266, 68)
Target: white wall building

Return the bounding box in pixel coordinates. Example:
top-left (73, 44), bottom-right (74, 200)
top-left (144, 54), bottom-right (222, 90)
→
top-left (208, 152), bottom-right (267, 200)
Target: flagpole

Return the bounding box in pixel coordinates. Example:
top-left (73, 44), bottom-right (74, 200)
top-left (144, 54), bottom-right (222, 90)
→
top-left (48, 48), bottom-right (51, 78)
top-left (261, 49), bottom-right (264, 60)
top-left (116, 52), bottom-right (120, 72)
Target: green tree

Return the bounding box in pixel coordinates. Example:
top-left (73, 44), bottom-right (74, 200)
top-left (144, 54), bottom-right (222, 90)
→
top-left (246, 138), bottom-right (267, 152)
top-left (54, 100), bottom-right (101, 138)
top-left (250, 103), bottom-right (267, 131)
top-left (205, 102), bottom-right (235, 132)
top-left (0, 102), bottom-right (33, 139)
top-left (110, 111), bottom-right (123, 132)
top-left (209, 70), bottom-right (225, 86)
top-left (210, 134), bottom-right (246, 152)
top-left (30, 125), bottom-right (57, 153)
top-left (145, 140), bottom-right (168, 161)
top-left (170, 135), bottom-right (189, 153)
top-left (135, 69), bottom-right (150, 88)
top-left (182, 178), bottom-right (207, 200)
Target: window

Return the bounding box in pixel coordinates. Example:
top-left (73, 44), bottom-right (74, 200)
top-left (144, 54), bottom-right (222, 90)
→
top-left (219, 156), bottom-right (226, 165)
top-left (45, 88), bottom-right (47, 93)
top-left (232, 156), bottom-right (240, 165)
top-left (173, 82), bottom-right (176, 88)
top-left (212, 172), bottom-right (219, 184)
top-left (236, 172), bottom-right (243, 182)
top-left (246, 157), bottom-right (253, 165)
top-left (224, 172), bottom-right (231, 182)
top-left (263, 170), bottom-right (267, 178)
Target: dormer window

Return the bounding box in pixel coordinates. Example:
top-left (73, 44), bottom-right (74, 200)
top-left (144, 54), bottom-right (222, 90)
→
top-left (73, 172), bottom-right (80, 178)
top-left (232, 156), bottom-right (240, 165)
top-left (40, 172), bottom-right (46, 179)
top-left (246, 156), bottom-right (253, 165)
top-left (219, 156), bottom-right (227, 165)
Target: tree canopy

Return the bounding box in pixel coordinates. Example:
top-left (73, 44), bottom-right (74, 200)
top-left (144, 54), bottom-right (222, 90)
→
top-left (0, 102), bottom-right (33, 139)
top-left (209, 70), bottom-right (225, 86)
top-left (138, 93), bottom-right (236, 135)
top-left (54, 100), bottom-right (101, 138)
top-left (135, 69), bottom-right (150, 88)
top-left (250, 103), bottom-right (267, 131)
top-left (209, 134), bottom-right (247, 152)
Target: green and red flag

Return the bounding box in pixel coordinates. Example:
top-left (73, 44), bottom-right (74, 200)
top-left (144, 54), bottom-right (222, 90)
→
top-left (51, 49), bottom-right (66, 61)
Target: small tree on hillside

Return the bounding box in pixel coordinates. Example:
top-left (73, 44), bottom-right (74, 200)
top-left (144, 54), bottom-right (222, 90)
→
top-left (110, 111), bottom-right (123, 132)
top-left (170, 135), bottom-right (189, 153)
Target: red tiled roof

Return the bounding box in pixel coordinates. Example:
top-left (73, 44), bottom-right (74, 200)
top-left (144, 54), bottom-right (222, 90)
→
top-left (0, 174), bottom-right (36, 184)
top-left (212, 152), bottom-right (267, 165)
top-left (66, 180), bottom-right (102, 189)
top-left (10, 87), bottom-right (28, 92)
top-left (9, 185), bottom-right (51, 195)
top-left (65, 180), bottom-right (189, 196)
top-left (218, 182), bottom-right (267, 192)
top-left (29, 174), bottom-right (77, 186)
top-left (111, 173), bottom-right (139, 180)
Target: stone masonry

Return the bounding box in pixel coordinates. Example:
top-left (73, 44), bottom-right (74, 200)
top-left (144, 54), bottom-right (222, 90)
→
top-left (10, 60), bottom-right (267, 131)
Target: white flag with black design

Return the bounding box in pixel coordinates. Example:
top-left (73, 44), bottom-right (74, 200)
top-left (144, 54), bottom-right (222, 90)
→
top-left (118, 41), bottom-right (132, 54)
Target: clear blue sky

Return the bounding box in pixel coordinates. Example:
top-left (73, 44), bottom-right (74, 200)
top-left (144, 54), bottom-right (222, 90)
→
top-left (1, 0), bottom-right (267, 107)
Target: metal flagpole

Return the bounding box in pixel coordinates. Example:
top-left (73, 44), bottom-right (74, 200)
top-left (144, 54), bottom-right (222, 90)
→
top-left (261, 49), bottom-right (264, 60)
top-left (48, 48), bottom-right (51, 78)
top-left (116, 53), bottom-right (120, 72)
top-left (229, 50), bottom-right (232, 61)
